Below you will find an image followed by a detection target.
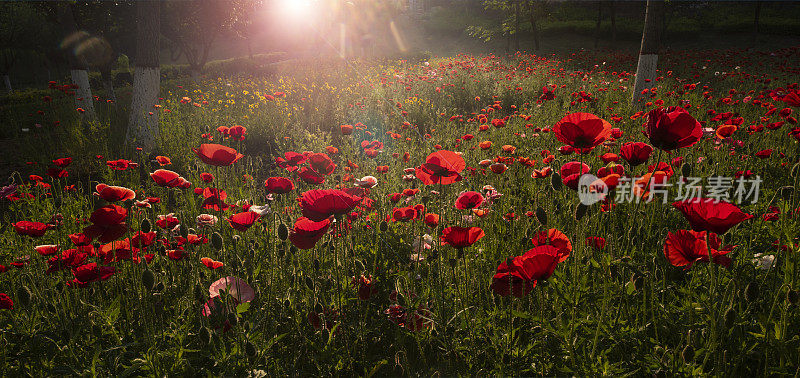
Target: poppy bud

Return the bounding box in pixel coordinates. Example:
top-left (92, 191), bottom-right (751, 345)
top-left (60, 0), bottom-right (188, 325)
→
top-left (787, 290), bottom-right (799, 305)
top-left (179, 224), bottom-right (188, 239)
top-left (278, 223), bottom-right (289, 240)
top-left (142, 269), bottom-right (156, 291)
top-left (535, 207), bottom-right (547, 225)
top-left (155, 282), bottom-right (164, 292)
top-left (744, 282), bottom-right (759, 302)
top-left (290, 245), bottom-right (298, 255)
top-left (305, 277), bottom-right (315, 290)
top-left (792, 163), bottom-right (800, 178)
top-left (574, 203), bottom-right (588, 220)
top-left (284, 299), bottom-right (291, 308)
top-left (140, 218), bottom-right (152, 233)
top-left (314, 303), bottom-right (323, 313)
top-left (551, 172), bottom-right (562, 191)
top-left (211, 232), bottom-right (223, 250)
top-left (449, 258), bottom-right (457, 268)
top-left (779, 186), bottom-right (794, 200)
top-left (227, 313), bottom-right (238, 326)
top-left (245, 341), bottom-right (257, 357)
top-left (313, 259), bottom-right (320, 271)
top-left (429, 249), bottom-right (439, 259)
top-left (355, 259), bottom-right (365, 271)
top-left (380, 221), bottom-right (388, 232)
top-left (199, 327), bottom-right (211, 345)
top-left (17, 286), bottom-right (32, 307)
top-left (680, 163), bottom-right (692, 177)
top-left (54, 197), bottom-right (62, 209)
top-left (632, 274), bottom-right (644, 291)
top-left (681, 345), bottom-right (694, 364)
top-left (686, 330), bottom-right (694, 347)
top-left (724, 307), bottom-right (736, 329)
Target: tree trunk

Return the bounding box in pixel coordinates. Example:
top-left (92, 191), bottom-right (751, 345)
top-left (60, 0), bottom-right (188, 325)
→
top-left (594, 1), bottom-right (603, 49)
top-left (101, 68), bottom-right (116, 104)
top-left (125, 1), bottom-right (161, 152)
top-left (610, 0), bottom-right (617, 44)
top-left (514, 0), bottom-right (521, 51)
top-left (3, 74), bottom-right (10, 93)
top-left (528, 0), bottom-right (540, 51)
top-left (631, 0), bottom-right (663, 105)
top-left (754, 0), bottom-right (761, 36)
top-left (58, 4), bottom-right (97, 120)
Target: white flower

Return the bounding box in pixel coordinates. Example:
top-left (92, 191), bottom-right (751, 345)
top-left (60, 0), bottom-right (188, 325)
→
top-left (752, 253), bottom-right (776, 270)
top-left (249, 204), bottom-right (271, 217)
top-left (196, 214), bottom-right (219, 227)
top-left (355, 175), bottom-right (378, 188)
top-left (411, 234), bottom-right (433, 254)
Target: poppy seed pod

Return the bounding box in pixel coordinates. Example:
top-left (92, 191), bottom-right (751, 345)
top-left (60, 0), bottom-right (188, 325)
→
top-left (744, 282), bottom-right (759, 302)
top-left (536, 207), bottom-right (547, 225)
top-left (245, 341), bottom-right (257, 357)
top-left (17, 286), bottom-right (32, 307)
top-left (681, 345), bottom-right (695, 364)
top-left (198, 327), bottom-right (211, 344)
top-left (211, 232), bottom-right (223, 250)
top-left (575, 203), bottom-right (588, 220)
top-left (277, 223), bottom-right (289, 241)
top-left (680, 163), bottom-right (692, 177)
top-left (787, 290), bottom-right (799, 305)
top-left (724, 307), bottom-right (737, 329)
top-left (551, 172), bottom-right (563, 191)
top-left (142, 269), bottom-right (155, 291)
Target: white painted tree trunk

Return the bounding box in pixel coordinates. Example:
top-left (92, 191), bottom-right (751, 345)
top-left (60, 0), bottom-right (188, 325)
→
top-left (3, 75), bottom-right (11, 93)
top-left (632, 54), bottom-right (658, 102)
top-left (125, 67), bottom-right (160, 151)
top-left (70, 69), bottom-right (97, 120)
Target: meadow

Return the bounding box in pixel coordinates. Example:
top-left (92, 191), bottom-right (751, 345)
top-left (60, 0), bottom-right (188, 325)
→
top-left (1, 46), bottom-right (800, 375)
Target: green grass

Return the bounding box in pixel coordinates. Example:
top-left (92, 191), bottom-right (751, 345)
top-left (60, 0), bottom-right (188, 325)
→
top-left (0, 46), bottom-right (799, 375)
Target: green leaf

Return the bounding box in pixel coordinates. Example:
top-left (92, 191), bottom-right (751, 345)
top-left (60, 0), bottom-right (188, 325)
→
top-left (236, 302), bottom-right (251, 314)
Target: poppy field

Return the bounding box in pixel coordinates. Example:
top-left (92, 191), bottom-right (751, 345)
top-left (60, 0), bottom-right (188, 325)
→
top-left (2, 47), bottom-right (800, 375)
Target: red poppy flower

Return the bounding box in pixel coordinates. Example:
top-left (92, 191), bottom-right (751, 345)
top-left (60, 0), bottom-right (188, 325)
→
top-left (755, 149), bottom-right (772, 159)
top-left (490, 245), bottom-right (560, 298)
top-left (340, 124), bottom-right (354, 135)
top-left (131, 231), bottom-right (157, 248)
top-left (352, 275), bottom-right (375, 301)
top-left (392, 206), bottom-right (418, 222)
top-left (69, 263), bottom-right (116, 288)
top-left (0, 293), bottom-right (13, 310)
top-left (455, 191), bottom-right (484, 210)
top-left (52, 157), bottom-right (72, 167)
top-left (531, 228), bottom-right (572, 262)
top-left (265, 177), bottom-right (295, 194)
top-left (155, 156), bottom-right (172, 166)
top-left (552, 112), bottom-right (611, 152)
top-left (559, 161), bottom-right (590, 190)
top-left (201, 257), bottom-right (224, 270)
top-left (47, 167), bottom-right (68, 178)
top-left (192, 144), bottom-right (244, 166)
top-left (424, 213), bottom-right (440, 228)
top-left (644, 107), bottom-right (702, 151)
top-left (664, 230), bottom-right (733, 269)
top-left (150, 169), bottom-right (181, 187)
top-left (440, 226), bottom-right (485, 249)
top-left (45, 248), bottom-right (89, 274)
top-left (95, 184), bottom-right (135, 202)
top-left (415, 150), bottom-right (466, 185)
top-left (69, 233), bottom-right (92, 246)
top-left (586, 237), bottom-right (607, 251)
top-left (300, 189), bottom-right (362, 221)
top-left (297, 167), bottom-right (325, 185)
top-left (672, 199), bottom-right (753, 234)
top-left (227, 211), bottom-right (261, 232)
top-left (82, 205), bottom-right (128, 243)
top-left (200, 172), bottom-right (214, 183)
top-left (35, 244), bottom-right (59, 256)
top-left (289, 217), bottom-right (331, 250)
top-left (201, 187), bottom-right (230, 211)
top-left (619, 142), bottom-right (654, 166)
top-left (13, 221), bottom-right (50, 237)
top-left (307, 153), bottom-right (336, 175)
